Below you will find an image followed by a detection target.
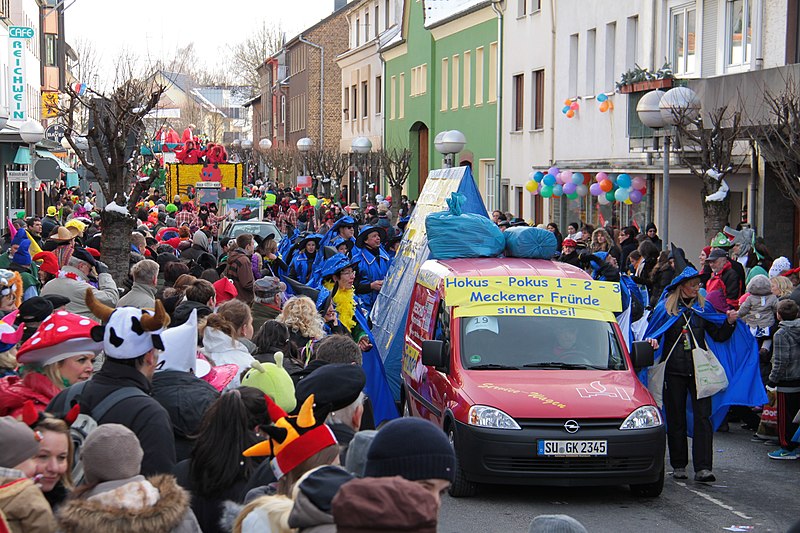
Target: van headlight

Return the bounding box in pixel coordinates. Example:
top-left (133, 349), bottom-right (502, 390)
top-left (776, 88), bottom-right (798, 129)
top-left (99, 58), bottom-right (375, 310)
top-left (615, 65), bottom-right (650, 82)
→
top-left (620, 406), bottom-right (662, 430)
top-left (468, 405), bottom-right (521, 430)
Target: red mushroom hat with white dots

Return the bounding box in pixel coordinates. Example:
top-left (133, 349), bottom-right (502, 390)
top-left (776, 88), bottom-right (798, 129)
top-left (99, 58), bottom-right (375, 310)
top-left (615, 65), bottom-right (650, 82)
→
top-left (17, 311), bottom-right (103, 367)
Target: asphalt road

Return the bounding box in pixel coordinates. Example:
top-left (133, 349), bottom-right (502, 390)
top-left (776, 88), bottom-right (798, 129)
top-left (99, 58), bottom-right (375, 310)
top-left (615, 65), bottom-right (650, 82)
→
top-left (438, 425), bottom-right (799, 532)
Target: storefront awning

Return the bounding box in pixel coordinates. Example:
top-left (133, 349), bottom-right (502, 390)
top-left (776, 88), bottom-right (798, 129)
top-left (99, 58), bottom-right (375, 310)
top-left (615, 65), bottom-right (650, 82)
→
top-left (12, 147), bottom-right (77, 173)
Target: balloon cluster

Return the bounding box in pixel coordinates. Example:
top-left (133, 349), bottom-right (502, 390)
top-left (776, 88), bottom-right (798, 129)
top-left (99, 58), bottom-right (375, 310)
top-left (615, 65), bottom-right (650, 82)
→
top-left (526, 167), bottom-right (589, 199)
top-left (561, 99), bottom-right (579, 119)
top-left (596, 93), bottom-right (614, 113)
top-left (588, 172), bottom-right (647, 205)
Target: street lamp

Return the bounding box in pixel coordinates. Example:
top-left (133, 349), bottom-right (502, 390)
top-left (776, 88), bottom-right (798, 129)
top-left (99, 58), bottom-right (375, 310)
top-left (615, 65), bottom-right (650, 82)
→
top-left (434, 130), bottom-right (467, 169)
top-left (636, 87), bottom-right (698, 250)
top-left (296, 137), bottom-right (313, 189)
top-left (258, 138), bottom-right (272, 151)
top-left (258, 138), bottom-right (272, 182)
top-left (351, 136), bottom-right (372, 208)
top-left (241, 139), bottom-right (253, 183)
top-left (20, 119), bottom-right (44, 216)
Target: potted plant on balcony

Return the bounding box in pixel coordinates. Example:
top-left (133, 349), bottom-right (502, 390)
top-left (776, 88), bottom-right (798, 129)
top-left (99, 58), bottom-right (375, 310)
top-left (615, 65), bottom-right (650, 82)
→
top-left (617, 62), bottom-right (674, 94)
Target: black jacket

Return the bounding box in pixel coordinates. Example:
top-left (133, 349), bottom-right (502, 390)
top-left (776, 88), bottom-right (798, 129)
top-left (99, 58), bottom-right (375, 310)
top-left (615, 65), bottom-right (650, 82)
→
top-left (558, 250), bottom-right (581, 267)
top-left (152, 371), bottom-right (219, 463)
top-left (650, 266), bottom-right (675, 308)
top-left (661, 306), bottom-right (735, 376)
top-left (47, 359), bottom-right (177, 476)
top-left (620, 239), bottom-right (638, 269)
top-left (171, 300), bottom-right (213, 328)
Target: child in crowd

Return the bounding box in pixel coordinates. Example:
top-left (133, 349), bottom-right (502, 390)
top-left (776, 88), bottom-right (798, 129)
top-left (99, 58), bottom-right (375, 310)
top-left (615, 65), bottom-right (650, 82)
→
top-left (767, 299), bottom-right (800, 460)
top-left (738, 274), bottom-right (779, 382)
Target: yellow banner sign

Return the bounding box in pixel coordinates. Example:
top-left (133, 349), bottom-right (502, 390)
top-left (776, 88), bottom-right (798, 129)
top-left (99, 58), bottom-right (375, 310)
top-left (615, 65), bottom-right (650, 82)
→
top-left (41, 92), bottom-right (59, 118)
top-left (453, 303), bottom-right (616, 322)
top-left (444, 275), bottom-right (622, 312)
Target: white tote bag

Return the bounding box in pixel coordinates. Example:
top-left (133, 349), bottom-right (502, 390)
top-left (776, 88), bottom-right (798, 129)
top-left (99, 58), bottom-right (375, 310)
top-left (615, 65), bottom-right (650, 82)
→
top-left (689, 327), bottom-right (729, 399)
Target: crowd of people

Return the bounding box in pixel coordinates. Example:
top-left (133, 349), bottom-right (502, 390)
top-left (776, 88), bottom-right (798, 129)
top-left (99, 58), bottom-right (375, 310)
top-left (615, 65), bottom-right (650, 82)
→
top-left (0, 179), bottom-right (796, 531)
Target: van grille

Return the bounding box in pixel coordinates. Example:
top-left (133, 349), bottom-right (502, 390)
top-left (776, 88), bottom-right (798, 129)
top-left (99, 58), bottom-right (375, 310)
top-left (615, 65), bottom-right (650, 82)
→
top-left (483, 456), bottom-right (653, 473)
top-left (516, 419), bottom-right (625, 431)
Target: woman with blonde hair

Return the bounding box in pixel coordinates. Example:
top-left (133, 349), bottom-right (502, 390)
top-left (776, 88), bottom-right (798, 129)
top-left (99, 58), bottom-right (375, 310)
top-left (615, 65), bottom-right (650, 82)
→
top-left (21, 413), bottom-right (74, 509)
top-left (590, 227), bottom-right (621, 264)
top-left (771, 276), bottom-right (794, 299)
top-left (277, 296), bottom-right (326, 358)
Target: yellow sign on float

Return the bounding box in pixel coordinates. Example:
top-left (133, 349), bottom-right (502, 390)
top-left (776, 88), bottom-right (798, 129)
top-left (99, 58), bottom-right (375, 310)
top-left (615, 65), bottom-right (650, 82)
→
top-left (444, 275), bottom-right (622, 313)
top-left (453, 303), bottom-right (616, 322)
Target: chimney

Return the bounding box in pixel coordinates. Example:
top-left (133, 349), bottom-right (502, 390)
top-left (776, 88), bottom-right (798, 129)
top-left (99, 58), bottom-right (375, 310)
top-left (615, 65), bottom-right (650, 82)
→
top-left (334, 0), bottom-right (346, 11)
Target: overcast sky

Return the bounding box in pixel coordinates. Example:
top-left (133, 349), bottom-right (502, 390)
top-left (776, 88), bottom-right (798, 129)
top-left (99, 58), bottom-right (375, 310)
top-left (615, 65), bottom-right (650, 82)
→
top-left (64, 0), bottom-right (337, 81)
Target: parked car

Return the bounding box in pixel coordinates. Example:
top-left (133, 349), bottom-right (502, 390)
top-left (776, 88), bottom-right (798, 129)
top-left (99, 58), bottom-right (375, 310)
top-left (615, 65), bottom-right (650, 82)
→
top-left (216, 221), bottom-right (282, 257)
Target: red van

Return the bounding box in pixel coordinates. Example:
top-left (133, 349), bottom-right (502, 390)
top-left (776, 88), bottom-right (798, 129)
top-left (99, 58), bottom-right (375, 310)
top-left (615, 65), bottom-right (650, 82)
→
top-left (402, 257), bottom-right (665, 497)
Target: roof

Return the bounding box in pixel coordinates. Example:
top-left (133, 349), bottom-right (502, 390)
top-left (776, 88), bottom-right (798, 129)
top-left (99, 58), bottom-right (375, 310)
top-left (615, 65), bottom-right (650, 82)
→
top-left (424, 0), bottom-right (493, 28)
top-left (424, 258), bottom-right (591, 280)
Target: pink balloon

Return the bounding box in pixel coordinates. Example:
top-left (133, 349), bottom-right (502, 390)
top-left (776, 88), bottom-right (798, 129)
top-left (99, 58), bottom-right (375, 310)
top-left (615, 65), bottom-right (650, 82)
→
top-left (589, 183), bottom-right (602, 196)
top-left (562, 170), bottom-right (573, 183)
top-left (595, 172), bottom-right (608, 183)
top-left (631, 176), bottom-right (645, 190)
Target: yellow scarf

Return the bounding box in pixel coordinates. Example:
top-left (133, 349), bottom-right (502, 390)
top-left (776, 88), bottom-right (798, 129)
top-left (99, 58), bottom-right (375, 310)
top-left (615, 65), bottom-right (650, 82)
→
top-left (324, 280), bottom-right (357, 332)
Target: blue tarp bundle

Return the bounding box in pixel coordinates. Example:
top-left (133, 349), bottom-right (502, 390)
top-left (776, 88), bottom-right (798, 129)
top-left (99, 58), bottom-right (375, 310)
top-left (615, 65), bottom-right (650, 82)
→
top-left (426, 192), bottom-right (504, 260)
top-left (503, 226), bottom-right (557, 259)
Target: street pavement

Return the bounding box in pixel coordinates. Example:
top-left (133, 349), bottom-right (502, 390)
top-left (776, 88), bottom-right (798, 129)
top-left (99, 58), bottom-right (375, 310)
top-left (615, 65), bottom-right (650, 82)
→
top-left (439, 425), bottom-right (799, 532)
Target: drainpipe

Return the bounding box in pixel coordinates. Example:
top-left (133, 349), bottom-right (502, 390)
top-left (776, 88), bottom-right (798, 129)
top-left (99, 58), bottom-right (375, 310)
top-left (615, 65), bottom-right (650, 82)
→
top-left (299, 35), bottom-right (325, 147)
top-left (492, 0), bottom-right (503, 213)
top-left (650, 0), bottom-right (657, 71)
top-left (548, 0), bottom-right (556, 170)
top-left (753, 0), bottom-right (764, 69)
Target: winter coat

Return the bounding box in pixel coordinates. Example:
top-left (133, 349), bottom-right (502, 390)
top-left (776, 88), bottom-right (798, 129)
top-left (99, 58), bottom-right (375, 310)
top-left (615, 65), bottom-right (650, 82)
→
top-left (0, 471), bottom-right (58, 533)
top-left (289, 251), bottom-right (316, 284)
top-left (289, 489), bottom-right (336, 533)
top-left (117, 281), bottom-right (157, 310)
top-left (152, 371), bottom-right (220, 463)
top-left (224, 248), bottom-right (255, 305)
top-left (251, 302), bottom-right (281, 336)
top-left (649, 266), bottom-right (675, 308)
top-left (768, 319), bottom-right (800, 390)
top-left (58, 474), bottom-right (201, 533)
top-left (201, 328), bottom-right (254, 389)
top-left (706, 260), bottom-right (742, 311)
top-left (40, 266), bottom-right (119, 322)
top-left (558, 250), bottom-right (581, 267)
top-left (737, 275), bottom-right (778, 330)
top-left (659, 304), bottom-right (735, 377)
top-left (0, 371), bottom-right (61, 418)
top-left (171, 300), bottom-right (213, 328)
top-left (620, 238), bottom-right (638, 270)
top-left (47, 359), bottom-right (177, 477)
top-left (354, 246), bottom-right (391, 312)
top-left (180, 244), bottom-right (211, 265)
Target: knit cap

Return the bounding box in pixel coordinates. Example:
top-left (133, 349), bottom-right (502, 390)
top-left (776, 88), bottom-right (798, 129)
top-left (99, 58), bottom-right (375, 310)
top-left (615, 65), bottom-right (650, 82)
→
top-left (81, 424), bottom-right (143, 484)
top-left (770, 256), bottom-right (791, 278)
top-left (364, 418), bottom-right (455, 482)
top-left (529, 515), bottom-right (588, 533)
top-left (12, 238), bottom-right (31, 266)
top-left (0, 416), bottom-right (41, 468)
top-left (344, 430), bottom-right (377, 477)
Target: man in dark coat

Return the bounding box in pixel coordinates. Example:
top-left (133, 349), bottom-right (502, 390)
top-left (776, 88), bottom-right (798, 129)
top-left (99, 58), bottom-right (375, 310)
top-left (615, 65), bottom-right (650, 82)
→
top-left (618, 226), bottom-right (639, 268)
top-left (224, 233), bottom-right (256, 305)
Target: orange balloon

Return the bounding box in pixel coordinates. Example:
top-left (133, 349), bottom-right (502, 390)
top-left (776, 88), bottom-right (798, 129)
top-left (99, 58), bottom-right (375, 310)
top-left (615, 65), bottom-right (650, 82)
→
top-left (564, 98), bottom-right (572, 106)
top-left (566, 110), bottom-right (575, 118)
top-left (599, 179), bottom-right (613, 192)
top-left (608, 100), bottom-right (614, 110)
top-left (599, 101), bottom-right (610, 113)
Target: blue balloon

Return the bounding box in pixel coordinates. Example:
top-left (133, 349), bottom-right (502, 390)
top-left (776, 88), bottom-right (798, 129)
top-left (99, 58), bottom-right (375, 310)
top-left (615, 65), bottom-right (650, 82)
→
top-left (597, 93), bottom-right (608, 103)
top-left (543, 174), bottom-right (557, 186)
top-left (614, 188), bottom-right (629, 202)
top-left (616, 173), bottom-right (631, 189)
top-left (562, 105), bottom-right (570, 114)
top-left (533, 171), bottom-right (544, 182)
top-left (571, 172), bottom-right (584, 185)
top-left (552, 184), bottom-right (564, 196)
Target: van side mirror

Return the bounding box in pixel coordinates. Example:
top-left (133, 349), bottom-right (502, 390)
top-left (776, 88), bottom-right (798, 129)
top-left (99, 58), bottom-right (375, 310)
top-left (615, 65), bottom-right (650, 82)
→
top-left (421, 340), bottom-right (445, 368)
top-left (631, 341), bottom-right (654, 370)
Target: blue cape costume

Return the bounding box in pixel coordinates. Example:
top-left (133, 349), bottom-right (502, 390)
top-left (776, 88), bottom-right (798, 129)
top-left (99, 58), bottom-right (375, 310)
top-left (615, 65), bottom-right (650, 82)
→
top-left (640, 271), bottom-right (767, 432)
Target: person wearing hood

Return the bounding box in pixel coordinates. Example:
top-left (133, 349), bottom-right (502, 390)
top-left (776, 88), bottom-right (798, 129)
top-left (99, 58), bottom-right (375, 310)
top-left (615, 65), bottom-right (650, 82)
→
top-left (201, 300), bottom-right (255, 390)
top-left (287, 465), bottom-right (354, 533)
top-left (117, 259), bottom-right (159, 310)
top-left (766, 299), bottom-right (800, 460)
top-left (353, 226), bottom-right (390, 314)
top-left (151, 310), bottom-right (220, 462)
top-left (581, 252), bottom-right (620, 282)
top-left (57, 424), bottom-right (201, 533)
top-left (645, 222), bottom-right (663, 250)
top-left (557, 238), bottom-right (581, 267)
top-left (180, 229), bottom-right (212, 265)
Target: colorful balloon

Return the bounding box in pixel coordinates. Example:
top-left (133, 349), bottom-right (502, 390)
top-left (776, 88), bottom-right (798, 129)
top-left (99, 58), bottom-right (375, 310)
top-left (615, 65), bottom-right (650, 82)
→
top-left (567, 192), bottom-right (579, 200)
top-left (548, 166), bottom-right (559, 176)
top-left (525, 180), bottom-right (538, 193)
top-left (599, 101), bottom-right (610, 113)
top-left (598, 194), bottom-right (610, 205)
top-left (562, 182), bottom-right (576, 194)
top-left (564, 98), bottom-right (572, 106)
top-left (566, 110), bottom-right (575, 118)
top-left (624, 198), bottom-right (633, 205)
top-left (562, 105), bottom-right (571, 114)
top-left (599, 179), bottom-right (613, 193)
top-left (576, 184), bottom-right (588, 197)
top-left (562, 170), bottom-right (573, 183)
top-left (589, 183), bottom-right (602, 196)
top-left (533, 171), bottom-right (545, 182)
top-left (631, 176), bottom-right (646, 190)
top-left (629, 190), bottom-right (643, 203)
top-left (595, 171), bottom-right (608, 183)
top-left (540, 185), bottom-right (553, 198)
top-left (571, 172), bottom-right (583, 185)
top-left (570, 102), bottom-right (579, 111)
top-left (597, 93), bottom-right (608, 103)
top-left (543, 174), bottom-right (557, 186)
top-left (552, 184), bottom-right (563, 197)
top-left (615, 188), bottom-right (629, 202)
top-left (616, 174), bottom-right (632, 189)
top-left (605, 191), bottom-right (616, 202)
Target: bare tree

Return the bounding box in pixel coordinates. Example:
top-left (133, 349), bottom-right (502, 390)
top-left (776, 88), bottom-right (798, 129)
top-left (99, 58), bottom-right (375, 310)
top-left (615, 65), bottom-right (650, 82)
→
top-left (60, 57), bottom-right (166, 284)
top-left (756, 80), bottom-right (800, 212)
top-left (226, 20), bottom-right (284, 94)
top-left (380, 148), bottom-right (412, 212)
top-left (262, 145), bottom-right (298, 187)
top-left (671, 106), bottom-right (746, 244)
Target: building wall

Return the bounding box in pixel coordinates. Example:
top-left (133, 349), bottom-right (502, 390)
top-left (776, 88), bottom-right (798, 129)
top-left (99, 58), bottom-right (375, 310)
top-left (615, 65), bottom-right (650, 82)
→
top-left (383, 2), bottom-right (498, 200)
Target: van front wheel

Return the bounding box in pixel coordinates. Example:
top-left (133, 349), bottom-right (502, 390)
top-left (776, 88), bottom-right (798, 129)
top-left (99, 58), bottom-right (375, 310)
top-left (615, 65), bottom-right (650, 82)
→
top-left (446, 426), bottom-right (478, 498)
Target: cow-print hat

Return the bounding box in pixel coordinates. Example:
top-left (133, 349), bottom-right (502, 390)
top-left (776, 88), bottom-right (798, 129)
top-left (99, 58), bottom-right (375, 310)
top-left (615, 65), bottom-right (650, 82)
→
top-left (84, 289), bottom-right (169, 359)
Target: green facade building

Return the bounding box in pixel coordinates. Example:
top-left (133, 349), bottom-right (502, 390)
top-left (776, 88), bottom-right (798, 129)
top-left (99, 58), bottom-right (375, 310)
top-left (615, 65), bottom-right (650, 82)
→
top-left (381, 0), bottom-right (500, 202)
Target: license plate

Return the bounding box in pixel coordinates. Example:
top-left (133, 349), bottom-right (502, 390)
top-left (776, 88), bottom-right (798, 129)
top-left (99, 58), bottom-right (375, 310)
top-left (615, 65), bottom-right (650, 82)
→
top-left (537, 440), bottom-right (607, 456)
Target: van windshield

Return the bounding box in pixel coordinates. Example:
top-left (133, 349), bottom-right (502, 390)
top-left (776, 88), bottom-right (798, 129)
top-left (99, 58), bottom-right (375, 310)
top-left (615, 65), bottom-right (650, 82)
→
top-left (460, 315), bottom-right (626, 371)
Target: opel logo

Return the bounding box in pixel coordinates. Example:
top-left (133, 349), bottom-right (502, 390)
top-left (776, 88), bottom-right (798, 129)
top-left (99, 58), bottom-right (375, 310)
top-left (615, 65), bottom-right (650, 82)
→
top-left (564, 420), bottom-right (580, 434)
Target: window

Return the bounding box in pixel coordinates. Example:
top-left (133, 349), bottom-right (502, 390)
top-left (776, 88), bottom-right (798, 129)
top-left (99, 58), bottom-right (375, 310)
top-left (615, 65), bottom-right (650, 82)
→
top-left (375, 76), bottom-right (382, 114)
top-left (531, 0), bottom-right (541, 11)
top-left (517, 0), bottom-right (526, 17)
top-left (605, 22), bottom-right (616, 91)
top-left (451, 55), bottom-right (460, 110)
top-left (626, 16), bottom-right (638, 69)
top-left (568, 33), bottom-right (579, 96)
top-left (385, 0), bottom-right (390, 28)
top-left (411, 64), bottom-right (427, 96)
top-left (343, 86), bottom-right (350, 121)
top-left (362, 81), bottom-right (368, 118)
top-left (365, 12), bottom-right (370, 41)
top-left (463, 51), bottom-right (471, 107)
top-left (390, 75), bottom-right (396, 119)
top-left (488, 42), bottom-right (497, 103)
top-left (441, 58), bottom-right (449, 111)
top-left (475, 47), bottom-right (484, 105)
top-left (352, 85), bottom-right (358, 120)
top-left (531, 69), bottom-right (544, 130)
top-left (670, 3), bottom-right (697, 75)
top-left (375, 5), bottom-right (380, 36)
top-left (727, 0), bottom-right (753, 66)
top-left (399, 73), bottom-right (405, 118)
top-left (356, 18), bottom-right (360, 47)
top-left (586, 28), bottom-right (596, 94)
top-left (280, 95), bottom-right (286, 124)
top-left (44, 34), bottom-right (57, 67)
top-left (512, 74), bottom-right (524, 131)
top-left (482, 159), bottom-right (496, 210)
